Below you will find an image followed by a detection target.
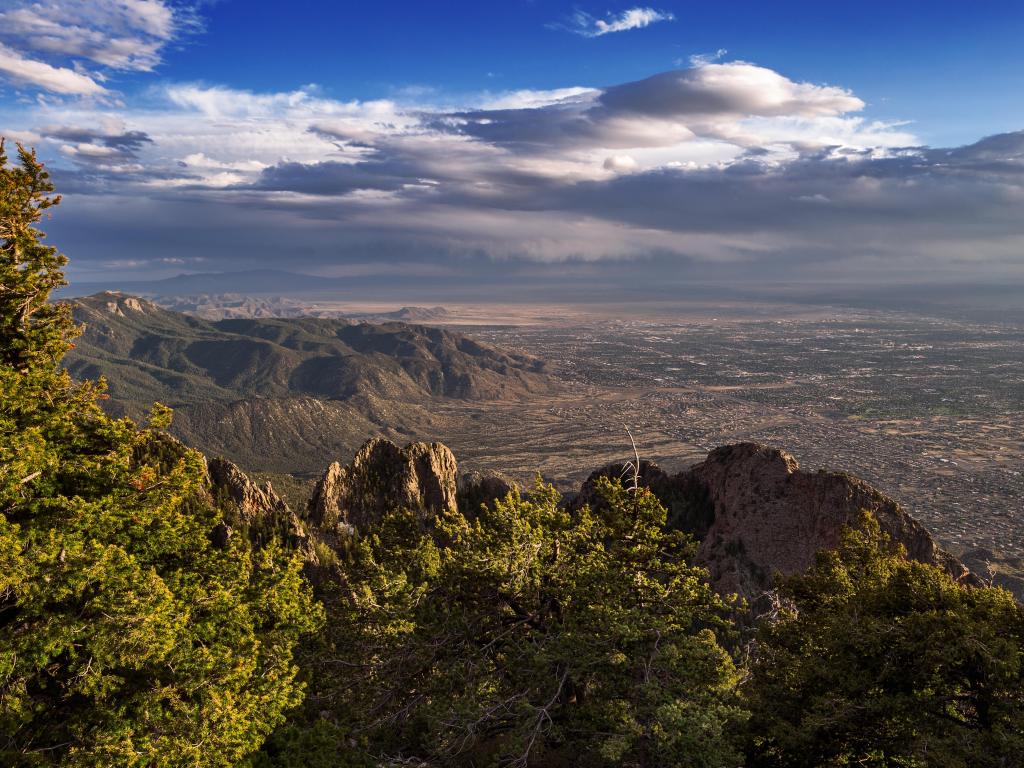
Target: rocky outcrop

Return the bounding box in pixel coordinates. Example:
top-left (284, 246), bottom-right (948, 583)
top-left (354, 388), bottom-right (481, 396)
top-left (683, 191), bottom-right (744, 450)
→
top-left (308, 438), bottom-right (459, 532)
top-left (208, 456), bottom-right (289, 521)
top-left (576, 442), bottom-right (974, 600)
top-left (457, 469), bottom-right (518, 514)
top-left (199, 434), bottom-right (995, 605)
top-left (297, 438), bottom-right (978, 600)
top-left (207, 457), bottom-right (320, 568)
top-left (691, 443), bottom-right (973, 598)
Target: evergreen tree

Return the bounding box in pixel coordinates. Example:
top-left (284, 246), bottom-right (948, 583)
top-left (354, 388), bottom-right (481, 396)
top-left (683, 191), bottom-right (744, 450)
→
top-left (0, 142), bottom-right (69, 371)
top-left (0, 141), bottom-right (322, 766)
top-left (305, 479), bottom-right (745, 767)
top-left (743, 513), bottom-right (1024, 768)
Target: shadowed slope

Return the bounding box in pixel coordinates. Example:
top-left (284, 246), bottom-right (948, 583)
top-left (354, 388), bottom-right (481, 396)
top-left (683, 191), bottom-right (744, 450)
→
top-left (63, 293), bottom-right (555, 471)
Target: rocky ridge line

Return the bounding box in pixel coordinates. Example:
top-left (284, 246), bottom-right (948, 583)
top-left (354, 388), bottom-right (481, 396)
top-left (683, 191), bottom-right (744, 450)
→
top-left (212, 437), bottom-right (986, 601)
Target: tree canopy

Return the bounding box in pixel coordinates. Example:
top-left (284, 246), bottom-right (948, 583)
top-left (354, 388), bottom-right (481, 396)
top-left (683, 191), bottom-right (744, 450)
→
top-left (742, 513), bottom-right (1024, 768)
top-left (0, 140), bottom-right (322, 766)
top-left (280, 479), bottom-right (746, 768)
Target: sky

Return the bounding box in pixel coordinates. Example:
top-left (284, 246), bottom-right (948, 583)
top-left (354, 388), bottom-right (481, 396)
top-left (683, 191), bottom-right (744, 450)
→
top-left (2, 0), bottom-right (1023, 294)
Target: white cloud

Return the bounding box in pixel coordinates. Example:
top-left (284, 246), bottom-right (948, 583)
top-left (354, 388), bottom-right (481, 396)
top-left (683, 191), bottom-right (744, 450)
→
top-left (180, 153), bottom-right (269, 173)
top-left (451, 62), bottom-right (902, 161)
top-left (605, 62), bottom-right (866, 119)
top-left (0, 43), bottom-right (106, 95)
top-left (11, 60), bottom-right (1024, 282)
top-left (0, 1), bottom-right (194, 94)
top-left (62, 143), bottom-right (123, 158)
top-left (565, 7), bottom-right (674, 37)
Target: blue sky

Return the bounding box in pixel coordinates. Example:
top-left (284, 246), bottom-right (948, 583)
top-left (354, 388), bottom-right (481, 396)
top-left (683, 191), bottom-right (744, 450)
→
top-left (1, 1), bottom-right (1023, 290)
top-left (163, 1), bottom-right (1024, 147)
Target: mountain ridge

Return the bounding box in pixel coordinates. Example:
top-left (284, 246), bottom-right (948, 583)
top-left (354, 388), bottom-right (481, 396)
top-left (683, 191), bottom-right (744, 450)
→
top-left (63, 292), bottom-right (556, 471)
top-left (207, 436), bottom-right (989, 600)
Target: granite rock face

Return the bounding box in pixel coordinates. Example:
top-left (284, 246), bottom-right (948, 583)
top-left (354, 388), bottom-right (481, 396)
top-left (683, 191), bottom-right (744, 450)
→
top-left (207, 456), bottom-right (289, 521)
top-left (690, 443), bottom-right (974, 598)
top-left (206, 456), bottom-right (319, 566)
top-left (309, 438), bottom-right (459, 532)
top-left (577, 442), bottom-right (974, 600)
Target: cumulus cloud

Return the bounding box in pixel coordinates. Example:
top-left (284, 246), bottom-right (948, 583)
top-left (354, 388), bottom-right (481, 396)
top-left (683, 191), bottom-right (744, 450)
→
top-left (7, 60), bottom-right (1024, 284)
top-left (0, 0), bottom-right (195, 94)
top-left (0, 43), bottom-right (106, 95)
top-left (562, 7), bottom-right (675, 37)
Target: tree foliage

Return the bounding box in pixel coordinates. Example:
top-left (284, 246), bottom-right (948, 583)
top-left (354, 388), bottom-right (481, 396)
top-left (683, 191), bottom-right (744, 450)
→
top-left (298, 479), bottom-right (746, 768)
top-left (0, 141), bottom-right (69, 371)
top-left (0, 141), bottom-right (322, 766)
top-left (742, 513), bottom-right (1024, 768)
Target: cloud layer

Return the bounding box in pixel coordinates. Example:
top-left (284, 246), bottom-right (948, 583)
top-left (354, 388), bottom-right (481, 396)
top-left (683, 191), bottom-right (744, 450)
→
top-left (0, 0), bottom-right (193, 95)
top-left (3, 55), bottom-right (1024, 286)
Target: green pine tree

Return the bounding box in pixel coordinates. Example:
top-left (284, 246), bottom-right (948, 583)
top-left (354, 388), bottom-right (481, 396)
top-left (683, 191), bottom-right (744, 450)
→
top-left (0, 140), bottom-right (323, 767)
top-left (742, 513), bottom-right (1024, 768)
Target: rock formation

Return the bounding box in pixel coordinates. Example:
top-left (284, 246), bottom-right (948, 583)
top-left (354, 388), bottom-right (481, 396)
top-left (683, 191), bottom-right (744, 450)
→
top-left (206, 456), bottom-right (319, 567)
top-left (309, 438), bottom-right (459, 532)
top-left (457, 469), bottom-right (518, 515)
top-left (219, 436), bottom-right (981, 602)
top-left (577, 442), bottom-right (974, 600)
top-left (207, 456), bottom-right (289, 521)
top-left (690, 443), bottom-right (974, 598)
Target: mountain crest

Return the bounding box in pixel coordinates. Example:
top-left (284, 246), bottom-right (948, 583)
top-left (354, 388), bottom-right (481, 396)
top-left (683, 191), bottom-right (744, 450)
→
top-left (86, 291), bottom-right (160, 317)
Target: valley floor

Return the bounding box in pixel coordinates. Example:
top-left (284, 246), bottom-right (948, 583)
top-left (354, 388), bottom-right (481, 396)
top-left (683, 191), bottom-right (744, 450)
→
top-left (434, 306), bottom-right (1023, 579)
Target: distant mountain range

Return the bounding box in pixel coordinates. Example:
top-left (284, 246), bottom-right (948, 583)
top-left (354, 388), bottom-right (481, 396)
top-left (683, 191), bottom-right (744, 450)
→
top-left (57, 269), bottom-right (1024, 324)
top-left (149, 293), bottom-right (451, 322)
top-left (64, 293), bottom-right (554, 472)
